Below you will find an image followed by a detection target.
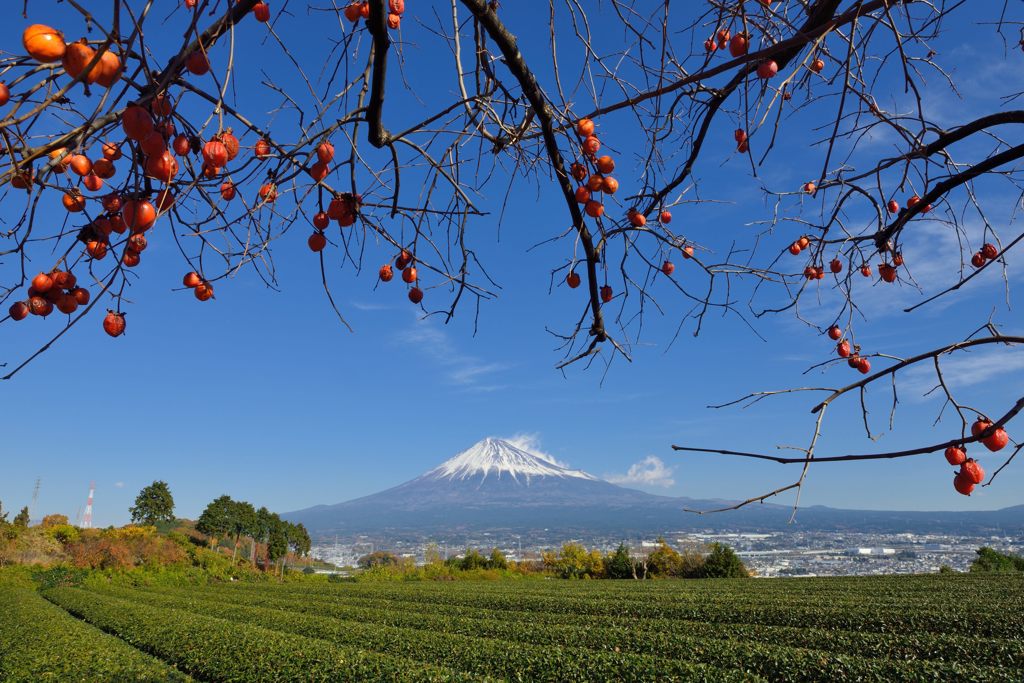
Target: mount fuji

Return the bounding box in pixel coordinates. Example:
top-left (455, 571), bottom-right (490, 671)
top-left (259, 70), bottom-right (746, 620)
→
top-left (284, 437), bottom-right (1024, 540)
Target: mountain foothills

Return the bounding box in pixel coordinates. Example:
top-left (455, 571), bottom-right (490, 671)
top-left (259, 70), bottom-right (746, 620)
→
top-left (284, 439), bottom-right (1024, 539)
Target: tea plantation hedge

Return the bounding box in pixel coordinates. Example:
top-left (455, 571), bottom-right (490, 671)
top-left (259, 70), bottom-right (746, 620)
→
top-left (0, 582), bottom-right (190, 682)
top-left (5, 571), bottom-right (1020, 682)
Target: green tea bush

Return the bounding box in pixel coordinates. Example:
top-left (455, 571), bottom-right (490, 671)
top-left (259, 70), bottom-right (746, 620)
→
top-left (0, 581), bottom-right (189, 682)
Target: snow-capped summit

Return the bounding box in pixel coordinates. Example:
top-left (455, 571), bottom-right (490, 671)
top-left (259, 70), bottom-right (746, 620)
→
top-left (423, 437), bottom-right (597, 483)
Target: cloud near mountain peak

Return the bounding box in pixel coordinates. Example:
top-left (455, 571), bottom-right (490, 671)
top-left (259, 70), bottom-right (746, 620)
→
top-left (606, 456), bottom-right (675, 488)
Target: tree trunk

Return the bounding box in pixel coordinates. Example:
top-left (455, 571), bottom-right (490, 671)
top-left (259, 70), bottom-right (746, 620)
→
top-left (232, 533), bottom-right (239, 561)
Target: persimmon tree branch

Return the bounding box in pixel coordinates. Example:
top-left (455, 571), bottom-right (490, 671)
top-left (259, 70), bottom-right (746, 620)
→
top-left (675, 335), bottom-right (1023, 510)
top-left (459, 0), bottom-right (611, 352)
top-left (2, 1), bottom-right (1022, 510)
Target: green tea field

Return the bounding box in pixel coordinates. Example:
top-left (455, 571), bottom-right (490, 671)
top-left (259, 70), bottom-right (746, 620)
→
top-left (3, 573), bottom-right (1022, 681)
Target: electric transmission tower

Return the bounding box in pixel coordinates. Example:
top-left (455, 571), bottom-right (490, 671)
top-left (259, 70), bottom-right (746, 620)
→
top-left (82, 481), bottom-right (95, 529)
top-left (31, 477), bottom-right (40, 521)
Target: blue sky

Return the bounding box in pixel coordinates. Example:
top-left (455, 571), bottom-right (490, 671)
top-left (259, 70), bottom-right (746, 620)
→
top-left (2, 2), bottom-right (1022, 526)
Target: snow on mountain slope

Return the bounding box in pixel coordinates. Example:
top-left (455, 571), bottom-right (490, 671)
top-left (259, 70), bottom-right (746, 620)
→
top-left (422, 437), bottom-right (597, 483)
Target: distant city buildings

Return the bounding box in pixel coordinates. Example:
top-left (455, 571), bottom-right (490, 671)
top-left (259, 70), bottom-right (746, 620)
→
top-left (311, 529), bottom-right (1021, 577)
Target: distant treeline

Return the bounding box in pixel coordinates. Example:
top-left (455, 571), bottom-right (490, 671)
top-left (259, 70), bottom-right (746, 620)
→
top-left (354, 538), bottom-right (750, 580)
top-left (0, 487), bottom-right (310, 581)
top-left (196, 495), bottom-right (311, 576)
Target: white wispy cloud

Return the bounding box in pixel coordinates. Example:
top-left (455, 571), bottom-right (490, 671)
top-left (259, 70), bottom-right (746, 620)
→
top-left (774, 217), bottom-right (1016, 330)
top-left (606, 456), bottom-right (676, 488)
top-left (501, 433), bottom-right (570, 468)
top-left (450, 363), bottom-right (508, 386)
top-left (114, 481), bottom-right (125, 488)
top-left (349, 300), bottom-right (392, 311)
top-left (920, 41), bottom-right (1024, 129)
top-left (397, 314), bottom-right (508, 391)
top-left (901, 346), bottom-right (1024, 398)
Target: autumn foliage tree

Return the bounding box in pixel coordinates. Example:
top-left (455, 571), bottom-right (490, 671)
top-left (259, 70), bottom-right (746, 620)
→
top-left (0, 1), bottom-right (1020, 513)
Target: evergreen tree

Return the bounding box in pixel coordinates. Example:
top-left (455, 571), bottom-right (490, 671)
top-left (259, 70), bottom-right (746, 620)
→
top-left (13, 506), bottom-right (30, 528)
top-left (605, 543), bottom-right (635, 579)
top-left (287, 522), bottom-right (311, 559)
top-left (266, 515), bottom-right (289, 576)
top-left (459, 548), bottom-right (488, 570)
top-left (253, 506), bottom-right (275, 567)
top-left (129, 480), bottom-right (175, 525)
top-left (488, 548), bottom-right (508, 570)
top-left (700, 543), bottom-right (749, 578)
top-left (228, 500), bottom-right (257, 561)
top-left (970, 547), bottom-right (1024, 573)
top-left (196, 495), bottom-right (235, 545)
